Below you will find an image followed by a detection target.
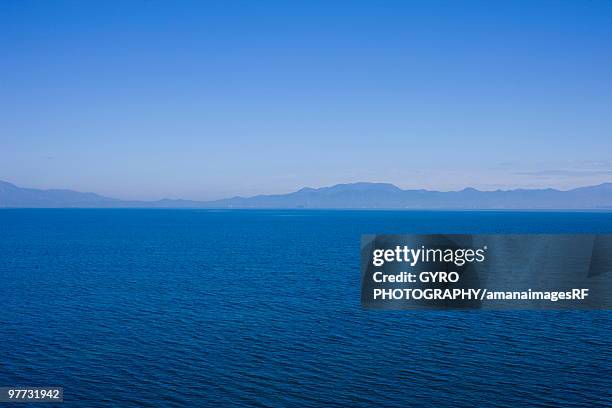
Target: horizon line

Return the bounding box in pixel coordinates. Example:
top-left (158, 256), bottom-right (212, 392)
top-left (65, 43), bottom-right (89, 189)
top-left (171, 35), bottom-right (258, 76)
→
top-left (2, 179), bottom-right (611, 204)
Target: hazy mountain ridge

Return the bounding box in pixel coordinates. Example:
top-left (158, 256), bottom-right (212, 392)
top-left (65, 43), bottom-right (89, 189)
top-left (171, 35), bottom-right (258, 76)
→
top-left (1, 180), bottom-right (612, 209)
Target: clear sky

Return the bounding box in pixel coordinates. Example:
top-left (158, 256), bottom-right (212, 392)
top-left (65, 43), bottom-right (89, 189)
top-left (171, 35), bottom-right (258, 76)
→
top-left (1, 0), bottom-right (611, 200)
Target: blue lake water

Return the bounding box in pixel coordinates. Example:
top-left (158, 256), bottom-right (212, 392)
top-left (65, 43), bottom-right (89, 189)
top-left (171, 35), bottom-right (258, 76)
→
top-left (1, 209), bottom-right (611, 407)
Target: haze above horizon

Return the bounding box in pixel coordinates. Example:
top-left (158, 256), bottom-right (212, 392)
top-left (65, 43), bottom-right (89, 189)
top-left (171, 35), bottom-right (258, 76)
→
top-left (1, 1), bottom-right (611, 200)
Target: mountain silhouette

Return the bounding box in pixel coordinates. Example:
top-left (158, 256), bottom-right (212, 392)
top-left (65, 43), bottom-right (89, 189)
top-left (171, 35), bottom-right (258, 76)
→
top-left (1, 180), bottom-right (612, 209)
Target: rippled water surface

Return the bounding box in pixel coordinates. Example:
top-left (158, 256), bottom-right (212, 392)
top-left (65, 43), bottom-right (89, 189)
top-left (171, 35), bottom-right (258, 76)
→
top-left (1, 210), bottom-right (611, 407)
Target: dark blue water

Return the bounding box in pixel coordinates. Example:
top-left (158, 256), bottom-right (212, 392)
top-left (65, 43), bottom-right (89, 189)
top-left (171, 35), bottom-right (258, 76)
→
top-left (1, 210), bottom-right (610, 407)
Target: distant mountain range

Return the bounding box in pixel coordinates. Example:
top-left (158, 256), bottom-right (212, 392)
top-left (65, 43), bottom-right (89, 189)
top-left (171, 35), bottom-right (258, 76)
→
top-left (1, 180), bottom-right (612, 209)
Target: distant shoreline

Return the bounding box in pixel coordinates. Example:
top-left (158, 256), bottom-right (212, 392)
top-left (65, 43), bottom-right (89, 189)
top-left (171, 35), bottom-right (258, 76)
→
top-left (1, 207), bottom-right (612, 213)
top-left (2, 180), bottom-right (612, 210)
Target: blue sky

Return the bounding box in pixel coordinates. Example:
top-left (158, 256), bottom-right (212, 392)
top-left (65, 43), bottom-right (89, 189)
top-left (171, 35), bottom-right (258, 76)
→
top-left (1, 0), bottom-right (611, 200)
